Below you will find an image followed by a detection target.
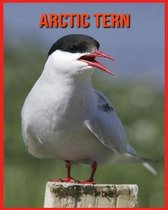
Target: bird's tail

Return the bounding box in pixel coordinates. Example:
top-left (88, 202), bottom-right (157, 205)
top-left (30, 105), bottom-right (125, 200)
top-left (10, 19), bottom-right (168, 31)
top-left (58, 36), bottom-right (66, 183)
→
top-left (126, 144), bottom-right (157, 175)
top-left (142, 161), bottom-right (157, 175)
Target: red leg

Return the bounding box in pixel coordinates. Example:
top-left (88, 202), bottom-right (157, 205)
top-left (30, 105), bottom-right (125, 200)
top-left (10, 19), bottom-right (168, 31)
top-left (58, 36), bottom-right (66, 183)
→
top-left (61, 160), bottom-right (75, 182)
top-left (80, 161), bottom-right (97, 184)
top-left (50, 160), bottom-right (76, 183)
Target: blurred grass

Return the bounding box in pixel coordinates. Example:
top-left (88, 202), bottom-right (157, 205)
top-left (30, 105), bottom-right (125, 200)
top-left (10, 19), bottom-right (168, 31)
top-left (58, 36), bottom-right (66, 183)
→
top-left (4, 45), bottom-right (164, 207)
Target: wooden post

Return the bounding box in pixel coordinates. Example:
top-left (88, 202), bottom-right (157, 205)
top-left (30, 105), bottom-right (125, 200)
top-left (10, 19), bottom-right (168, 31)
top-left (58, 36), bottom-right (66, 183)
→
top-left (44, 182), bottom-right (138, 208)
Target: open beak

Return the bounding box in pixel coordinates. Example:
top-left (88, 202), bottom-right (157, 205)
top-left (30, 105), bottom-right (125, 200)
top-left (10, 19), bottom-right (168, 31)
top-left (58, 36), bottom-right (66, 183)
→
top-left (78, 50), bottom-right (115, 75)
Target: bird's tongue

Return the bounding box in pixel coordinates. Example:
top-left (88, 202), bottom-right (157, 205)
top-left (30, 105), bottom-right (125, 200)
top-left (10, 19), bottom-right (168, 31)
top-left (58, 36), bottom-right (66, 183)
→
top-left (78, 50), bottom-right (115, 75)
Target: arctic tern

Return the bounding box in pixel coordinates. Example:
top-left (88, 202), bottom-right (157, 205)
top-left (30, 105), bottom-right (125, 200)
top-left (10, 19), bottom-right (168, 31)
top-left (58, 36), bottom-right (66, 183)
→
top-left (21, 34), bottom-right (156, 183)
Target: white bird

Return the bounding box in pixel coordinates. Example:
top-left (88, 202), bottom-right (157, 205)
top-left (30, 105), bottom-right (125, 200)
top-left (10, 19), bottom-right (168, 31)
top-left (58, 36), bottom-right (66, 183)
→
top-left (21, 34), bottom-right (156, 183)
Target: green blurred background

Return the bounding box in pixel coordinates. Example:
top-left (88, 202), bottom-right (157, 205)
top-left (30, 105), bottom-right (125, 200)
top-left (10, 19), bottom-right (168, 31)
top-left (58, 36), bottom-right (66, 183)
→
top-left (4, 3), bottom-right (164, 208)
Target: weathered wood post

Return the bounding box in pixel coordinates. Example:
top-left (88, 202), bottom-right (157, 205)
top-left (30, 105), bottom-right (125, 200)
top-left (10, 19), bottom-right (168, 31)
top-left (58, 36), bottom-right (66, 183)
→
top-left (44, 182), bottom-right (138, 208)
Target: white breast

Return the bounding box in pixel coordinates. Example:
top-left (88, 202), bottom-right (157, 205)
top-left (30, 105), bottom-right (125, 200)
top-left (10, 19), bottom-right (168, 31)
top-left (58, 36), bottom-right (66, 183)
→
top-left (21, 69), bottom-right (112, 163)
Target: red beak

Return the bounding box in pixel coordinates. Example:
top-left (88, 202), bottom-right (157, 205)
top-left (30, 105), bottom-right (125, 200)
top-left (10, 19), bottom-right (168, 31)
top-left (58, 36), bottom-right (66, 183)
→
top-left (78, 50), bottom-right (115, 75)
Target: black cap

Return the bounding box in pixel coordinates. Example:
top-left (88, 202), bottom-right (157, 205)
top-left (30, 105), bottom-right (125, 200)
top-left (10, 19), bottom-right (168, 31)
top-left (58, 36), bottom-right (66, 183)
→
top-left (48, 34), bottom-right (100, 56)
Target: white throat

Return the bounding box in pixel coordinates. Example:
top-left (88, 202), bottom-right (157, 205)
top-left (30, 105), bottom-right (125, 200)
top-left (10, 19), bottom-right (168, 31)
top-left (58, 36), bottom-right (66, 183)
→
top-left (38, 59), bottom-right (96, 120)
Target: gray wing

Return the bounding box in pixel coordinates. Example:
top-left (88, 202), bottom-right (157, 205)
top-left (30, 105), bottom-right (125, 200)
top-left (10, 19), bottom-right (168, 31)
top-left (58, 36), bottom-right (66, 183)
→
top-left (84, 90), bottom-right (129, 154)
top-left (84, 90), bottom-right (157, 175)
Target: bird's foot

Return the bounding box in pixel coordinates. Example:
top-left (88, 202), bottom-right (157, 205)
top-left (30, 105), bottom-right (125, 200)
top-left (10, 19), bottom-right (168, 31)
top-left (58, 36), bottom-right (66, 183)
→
top-left (49, 177), bottom-right (76, 183)
top-left (61, 177), bottom-right (76, 183)
top-left (79, 179), bottom-right (96, 184)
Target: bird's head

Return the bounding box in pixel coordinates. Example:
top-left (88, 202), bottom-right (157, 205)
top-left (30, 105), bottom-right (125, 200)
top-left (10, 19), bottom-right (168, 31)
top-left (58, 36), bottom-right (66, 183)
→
top-left (46, 34), bottom-right (115, 77)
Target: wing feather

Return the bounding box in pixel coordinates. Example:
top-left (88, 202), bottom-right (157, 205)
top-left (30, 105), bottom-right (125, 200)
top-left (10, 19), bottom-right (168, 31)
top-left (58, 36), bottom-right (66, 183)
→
top-left (84, 90), bottom-right (157, 174)
top-left (84, 90), bottom-right (128, 153)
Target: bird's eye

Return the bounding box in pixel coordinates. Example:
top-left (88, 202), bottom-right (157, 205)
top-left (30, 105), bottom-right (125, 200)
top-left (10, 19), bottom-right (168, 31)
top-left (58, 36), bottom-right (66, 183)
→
top-left (67, 45), bottom-right (78, 53)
